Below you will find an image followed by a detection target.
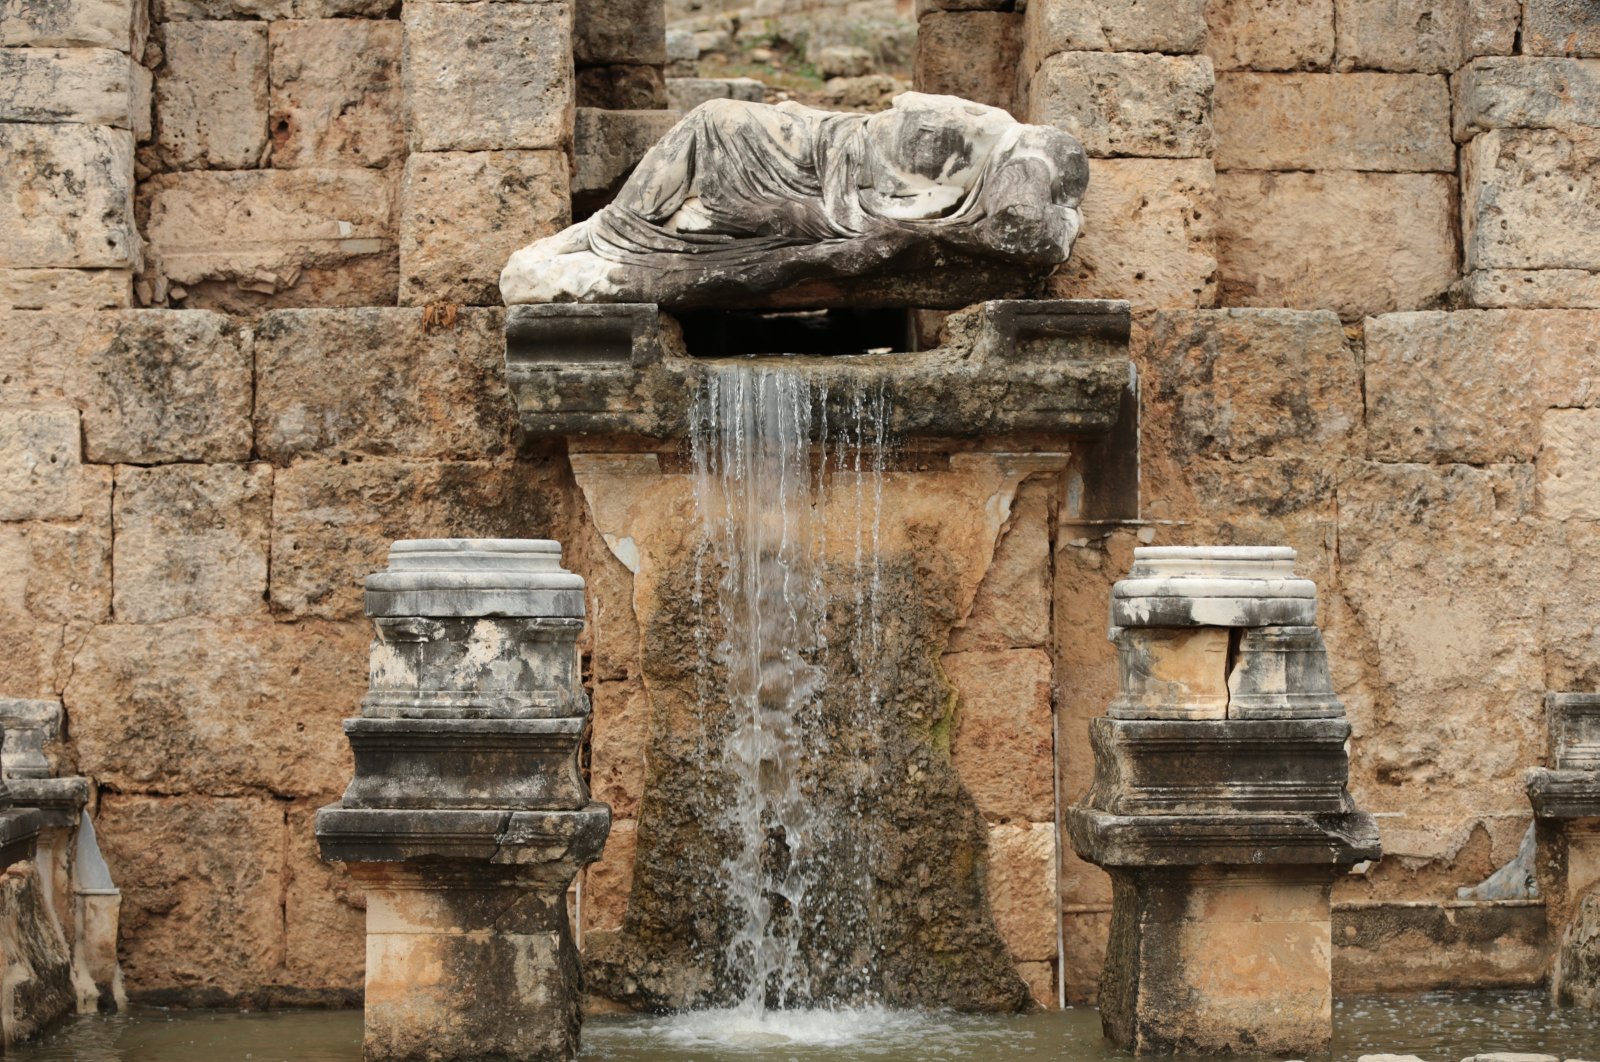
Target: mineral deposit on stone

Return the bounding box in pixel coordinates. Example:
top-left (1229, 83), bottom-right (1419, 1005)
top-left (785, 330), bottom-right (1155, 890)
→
top-left (500, 93), bottom-right (1088, 309)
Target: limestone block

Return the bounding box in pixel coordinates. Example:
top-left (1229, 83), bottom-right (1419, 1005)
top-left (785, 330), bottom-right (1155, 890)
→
top-left (283, 802), bottom-right (363, 992)
top-left (590, 682), bottom-right (648, 819)
top-left (1365, 310), bottom-right (1600, 463)
top-left (1049, 157), bottom-right (1218, 310)
top-left (0, 48), bottom-right (134, 127)
top-left (141, 168), bottom-right (397, 309)
top-left (1334, 0), bottom-right (1517, 72)
top-left (582, 818), bottom-right (635, 934)
top-left (0, 503), bottom-right (112, 626)
top-left (1203, 0), bottom-right (1333, 72)
top-left (93, 795), bottom-right (285, 997)
top-left (400, 150), bottom-right (569, 306)
top-left (1136, 309), bottom-right (1361, 461)
top-left (1024, 0), bottom-right (1206, 57)
top-left (268, 19), bottom-right (403, 169)
top-left (0, 0), bottom-right (143, 50)
top-left (662, 76), bottom-right (761, 112)
top-left (573, 0), bottom-right (664, 65)
top-left (572, 108), bottom-right (676, 204)
top-left (1016, 961), bottom-right (1055, 1008)
top-left (155, 0), bottom-right (290, 18)
top-left (0, 619), bottom-right (73, 700)
top-left (1524, 0), bottom-right (1600, 56)
top-left (65, 619), bottom-right (368, 796)
top-left (1453, 58), bottom-right (1600, 140)
top-left (987, 822), bottom-right (1057, 962)
top-left (269, 458), bottom-right (567, 619)
top-left (1106, 628), bottom-right (1231, 719)
top-left (0, 124), bottom-right (134, 269)
top-left (949, 478), bottom-right (1050, 652)
top-left (1217, 171), bottom-right (1455, 318)
top-left (1541, 409), bottom-right (1600, 521)
top-left (579, 65), bottom-right (668, 110)
top-left (0, 309), bottom-right (119, 404)
top-left (1061, 909), bottom-right (1111, 1004)
top-left (0, 268), bottom-right (129, 309)
top-left (1464, 129), bottom-right (1600, 273)
top-left (1461, 269), bottom-right (1600, 309)
top-left (154, 21), bottom-right (268, 169)
top-left (0, 408), bottom-right (88, 521)
top-left (254, 307), bottom-right (512, 460)
top-left (1028, 52), bottom-right (1213, 158)
top-left (404, 1), bottom-right (573, 153)
top-left (112, 464), bottom-right (271, 623)
top-left (946, 649), bottom-right (1054, 822)
top-left (1214, 73), bottom-right (1452, 172)
top-left (1336, 462), bottom-right (1543, 813)
top-left (913, 11), bottom-right (1020, 110)
top-left (81, 310), bottom-right (253, 464)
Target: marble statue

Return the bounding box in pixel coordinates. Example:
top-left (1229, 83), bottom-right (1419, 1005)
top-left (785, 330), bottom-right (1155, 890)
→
top-left (500, 92), bottom-right (1089, 308)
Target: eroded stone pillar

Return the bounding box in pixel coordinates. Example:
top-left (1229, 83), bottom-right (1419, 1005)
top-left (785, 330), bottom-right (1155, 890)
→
top-left (317, 539), bottom-right (610, 1062)
top-left (1069, 546), bottom-right (1379, 1054)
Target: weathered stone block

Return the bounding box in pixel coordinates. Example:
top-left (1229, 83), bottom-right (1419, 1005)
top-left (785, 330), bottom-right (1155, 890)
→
top-left (1217, 171), bottom-right (1456, 317)
top-left (0, 47), bottom-right (134, 127)
top-left (1024, 0), bottom-right (1206, 56)
top-left (947, 649), bottom-right (1054, 822)
top-left (0, 268), bottom-right (128, 309)
top-left (573, 0), bottom-right (664, 65)
top-left (112, 463), bottom-right (272, 623)
top-left (1461, 269), bottom-right (1600, 309)
top-left (1136, 309), bottom-right (1360, 461)
top-left (1029, 52), bottom-right (1213, 158)
top-left (400, 150), bottom-right (569, 306)
top-left (1203, 0), bottom-right (1333, 71)
top-left (65, 619), bottom-right (368, 796)
top-left (155, 0), bottom-right (290, 18)
top-left (1464, 130), bottom-right (1600, 273)
top-left (0, 505), bottom-right (112, 626)
top-left (1524, 0), bottom-right (1600, 56)
top-left (0, 123), bottom-right (134, 269)
top-left (1334, 0), bottom-right (1517, 72)
top-left (661, 75), bottom-right (758, 112)
top-left (949, 479), bottom-right (1050, 652)
top-left (1453, 58), bottom-right (1600, 140)
top-left (94, 795), bottom-right (285, 999)
top-left (572, 108), bottom-right (675, 205)
top-left (141, 168), bottom-right (397, 309)
top-left (578, 65), bottom-right (668, 110)
top-left (254, 307), bottom-right (512, 460)
top-left (582, 817), bottom-right (635, 935)
top-left (914, 12), bottom-right (1020, 110)
top-left (1365, 310), bottom-right (1600, 463)
top-left (1049, 157), bottom-right (1218, 310)
top-left (1541, 409), bottom-right (1600, 520)
top-left (154, 21), bottom-right (268, 169)
top-left (283, 802), bottom-right (363, 993)
top-left (269, 459), bottom-right (567, 619)
top-left (1106, 627), bottom-right (1231, 719)
top-left (404, 1), bottom-right (572, 153)
top-left (268, 19), bottom-right (403, 169)
top-left (0, 408), bottom-right (88, 521)
top-left (0, 0), bottom-right (143, 50)
top-left (1214, 73), bottom-right (1451, 172)
top-left (590, 681), bottom-right (647, 819)
top-left (988, 822), bottom-right (1057, 962)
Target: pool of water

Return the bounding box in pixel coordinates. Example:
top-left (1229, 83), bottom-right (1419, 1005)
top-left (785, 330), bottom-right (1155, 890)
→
top-left (13, 991), bottom-right (1600, 1062)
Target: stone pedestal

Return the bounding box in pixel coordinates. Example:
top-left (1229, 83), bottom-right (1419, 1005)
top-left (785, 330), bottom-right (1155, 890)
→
top-left (1527, 693), bottom-right (1600, 1004)
top-left (317, 539), bottom-right (609, 1062)
top-left (1069, 546), bottom-right (1378, 1054)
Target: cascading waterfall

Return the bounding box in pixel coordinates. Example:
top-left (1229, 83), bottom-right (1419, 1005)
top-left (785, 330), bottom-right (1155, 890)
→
top-left (689, 361), bottom-right (892, 1014)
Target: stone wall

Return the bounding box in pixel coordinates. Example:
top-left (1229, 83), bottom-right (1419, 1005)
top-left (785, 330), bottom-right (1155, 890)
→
top-left (1, 0), bottom-right (1597, 1013)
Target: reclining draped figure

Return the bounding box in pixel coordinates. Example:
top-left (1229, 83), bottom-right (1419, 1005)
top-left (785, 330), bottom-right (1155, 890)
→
top-left (500, 92), bottom-right (1090, 309)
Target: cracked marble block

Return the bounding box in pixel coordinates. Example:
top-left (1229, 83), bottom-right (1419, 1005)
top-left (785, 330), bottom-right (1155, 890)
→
top-left (1071, 546), bottom-right (1378, 1054)
top-left (316, 539), bottom-right (610, 1062)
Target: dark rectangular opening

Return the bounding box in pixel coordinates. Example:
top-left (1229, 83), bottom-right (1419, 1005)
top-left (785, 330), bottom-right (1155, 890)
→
top-left (675, 308), bottom-right (918, 358)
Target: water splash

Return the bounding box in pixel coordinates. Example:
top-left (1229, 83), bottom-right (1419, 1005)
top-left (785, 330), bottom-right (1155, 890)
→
top-left (688, 362), bottom-right (893, 1013)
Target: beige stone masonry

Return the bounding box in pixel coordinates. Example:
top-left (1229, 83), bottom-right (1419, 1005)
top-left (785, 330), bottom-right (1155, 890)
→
top-left (283, 802), bottom-right (363, 990)
top-left (1453, 57), bottom-right (1600, 140)
top-left (1214, 73), bottom-right (1452, 172)
top-left (1023, 0), bottom-right (1206, 61)
top-left (1463, 129), bottom-right (1600, 273)
top-left (398, 150), bottom-right (569, 306)
top-left (1461, 269), bottom-right (1600, 309)
top-left (1048, 157), bottom-right (1218, 309)
top-left (1523, 0), bottom-right (1600, 56)
top-left (1365, 310), bottom-right (1600, 463)
top-left (1217, 171), bottom-right (1456, 318)
top-left (581, 817), bottom-right (635, 935)
top-left (949, 478), bottom-right (1051, 652)
top-left (0, 0), bottom-right (146, 51)
top-left (111, 463), bottom-right (272, 623)
top-left (0, 506), bottom-right (112, 626)
top-left (988, 821), bottom-right (1058, 962)
top-left (141, 168), bottom-right (397, 308)
top-left (589, 681), bottom-right (647, 818)
top-left (154, 21), bottom-right (269, 169)
top-left (0, 47), bottom-right (135, 127)
top-left (0, 269), bottom-right (129, 310)
top-left (573, 0), bottom-right (664, 65)
top-left (154, 0), bottom-right (290, 20)
top-left (1203, 0), bottom-right (1333, 72)
top-left (946, 648), bottom-right (1055, 822)
top-left (1333, 0), bottom-right (1518, 72)
top-left (1541, 409), bottom-right (1600, 521)
top-left (403, 1), bottom-right (572, 152)
top-left (268, 19), bottom-right (403, 169)
top-left (0, 124), bottom-right (135, 269)
top-left (914, 11), bottom-right (1020, 111)
top-left (0, 408), bottom-right (92, 521)
top-left (1028, 51), bottom-right (1213, 158)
